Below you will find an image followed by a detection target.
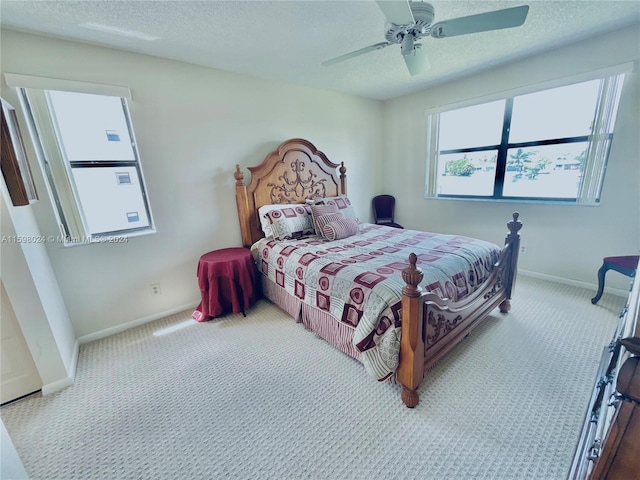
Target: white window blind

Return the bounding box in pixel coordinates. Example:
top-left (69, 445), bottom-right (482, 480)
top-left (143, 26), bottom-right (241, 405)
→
top-left (4, 74), bottom-right (154, 244)
top-left (577, 74), bottom-right (625, 205)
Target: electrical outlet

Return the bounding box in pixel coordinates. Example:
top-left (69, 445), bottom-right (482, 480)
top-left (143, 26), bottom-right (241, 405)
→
top-left (150, 283), bottom-right (161, 295)
top-left (520, 245), bottom-right (527, 254)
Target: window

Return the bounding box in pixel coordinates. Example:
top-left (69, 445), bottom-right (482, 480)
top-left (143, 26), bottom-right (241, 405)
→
top-left (5, 75), bottom-right (155, 244)
top-left (425, 70), bottom-right (627, 204)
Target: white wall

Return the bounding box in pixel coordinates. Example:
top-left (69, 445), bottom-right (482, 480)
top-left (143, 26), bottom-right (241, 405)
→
top-left (381, 25), bottom-right (640, 290)
top-left (0, 180), bottom-right (76, 393)
top-left (0, 29), bottom-right (384, 338)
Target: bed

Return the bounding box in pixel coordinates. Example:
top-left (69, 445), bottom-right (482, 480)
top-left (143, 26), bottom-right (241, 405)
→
top-left (234, 138), bottom-right (522, 408)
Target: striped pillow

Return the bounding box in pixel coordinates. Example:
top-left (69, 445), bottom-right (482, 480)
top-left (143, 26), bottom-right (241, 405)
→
top-left (315, 212), bottom-right (344, 235)
top-left (322, 217), bottom-right (359, 241)
top-left (310, 203), bottom-right (339, 234)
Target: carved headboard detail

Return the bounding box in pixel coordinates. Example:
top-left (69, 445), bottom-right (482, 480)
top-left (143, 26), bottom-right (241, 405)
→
top-left (234, 138), bottom-right (347, 247)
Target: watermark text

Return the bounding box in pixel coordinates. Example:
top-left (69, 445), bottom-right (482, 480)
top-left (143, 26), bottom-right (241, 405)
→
top-left (1, 235), bottom-right (129, 245)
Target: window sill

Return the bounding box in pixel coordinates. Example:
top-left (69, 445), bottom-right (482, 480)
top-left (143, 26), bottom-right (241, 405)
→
top-left (423, 194), bottom-right (599, 206)
top-left (62, 228), bottom-right (156, 247)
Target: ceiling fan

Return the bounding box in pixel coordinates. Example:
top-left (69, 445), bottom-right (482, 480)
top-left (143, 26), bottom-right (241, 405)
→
top-left (322, 1), bottom-right (529, 76)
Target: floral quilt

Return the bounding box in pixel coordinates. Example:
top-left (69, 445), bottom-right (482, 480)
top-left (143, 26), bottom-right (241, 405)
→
top-left (252, 223), bottom-right (500, 381)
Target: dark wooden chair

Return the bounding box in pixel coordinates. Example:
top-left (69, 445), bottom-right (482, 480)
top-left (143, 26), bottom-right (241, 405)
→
top-left (591, 255), bottom-right (639, 304)
top-left (372, 194), bottom-right (403, 229)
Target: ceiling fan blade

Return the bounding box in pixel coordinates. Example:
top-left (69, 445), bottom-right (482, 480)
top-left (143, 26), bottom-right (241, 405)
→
top-left (376, 0), bottom-right (415, 25)
top-left (322, 42), bottom-right (391, 66)
top-left (403, 44), bottom-right (430, 76)
top-left (431, 5), bottom-right (529, 39)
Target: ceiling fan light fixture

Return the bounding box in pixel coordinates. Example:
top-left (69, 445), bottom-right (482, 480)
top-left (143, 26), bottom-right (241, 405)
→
top-left (400, 33), bottom-right (414, 56)
top-left (403, 44), bottom-right (430, 76)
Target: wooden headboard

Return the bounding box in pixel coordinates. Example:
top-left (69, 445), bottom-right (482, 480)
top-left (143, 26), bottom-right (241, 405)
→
top-left (234, 138), bottom-right (347, 248)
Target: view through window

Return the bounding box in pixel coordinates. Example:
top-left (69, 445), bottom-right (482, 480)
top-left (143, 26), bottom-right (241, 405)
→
top-left (429, 73), bottom-right (625, 203)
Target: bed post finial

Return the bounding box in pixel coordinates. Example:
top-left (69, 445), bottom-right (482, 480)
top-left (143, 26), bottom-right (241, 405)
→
top-left (339, 162), bottom-right (347, 195)
top-left (507, 212), bottom-right (522, 239)
top-left (402, 253), bottom-right (423, 297)
top-left (234, 164), bottom-right (245, 186)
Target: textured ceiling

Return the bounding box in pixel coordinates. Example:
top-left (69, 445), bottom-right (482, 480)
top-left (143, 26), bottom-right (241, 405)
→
top-left (1, 1), bottom-right (639, 100)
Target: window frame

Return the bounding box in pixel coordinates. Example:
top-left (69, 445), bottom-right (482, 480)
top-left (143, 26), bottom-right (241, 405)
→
top-left (44, 93), bottom-right (154, 239)
top-left (424, 64), bottom-right (630, 205)
top-left (5, 75), bottom-right (156, 246)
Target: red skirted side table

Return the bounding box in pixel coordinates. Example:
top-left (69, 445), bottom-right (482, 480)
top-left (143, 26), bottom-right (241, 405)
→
top-left (192, 247), bottom-right (261, 322)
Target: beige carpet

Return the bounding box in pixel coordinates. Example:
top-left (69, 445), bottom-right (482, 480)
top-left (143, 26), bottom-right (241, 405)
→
top-left (1, 276), bottom-right (626, 480)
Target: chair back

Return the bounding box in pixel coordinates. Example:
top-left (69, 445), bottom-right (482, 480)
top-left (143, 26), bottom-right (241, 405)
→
top-left (372, 195), bottom-right (396, 224)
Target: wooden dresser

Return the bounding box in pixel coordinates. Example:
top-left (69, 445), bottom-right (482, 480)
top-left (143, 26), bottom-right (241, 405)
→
top-left (568, 274), bottom-right (640, 479)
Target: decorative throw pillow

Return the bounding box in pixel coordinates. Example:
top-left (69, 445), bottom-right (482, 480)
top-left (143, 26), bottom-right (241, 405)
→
top-left (257, 204), bottom-right (287, 238)
top-left (313, 195), bottom-right (358, 222)
top-left (323, 217), bottom-right (359, 241)
top-left (262, 204), bottom-right (315, 240)
top-left (315, 212), bottom-right (344, 239)
top-left (309, 203), bottom-right (340, 234)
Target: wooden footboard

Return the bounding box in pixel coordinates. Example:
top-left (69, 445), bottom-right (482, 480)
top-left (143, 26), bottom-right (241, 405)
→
top-left (397, 212), bottom-right (523, 408)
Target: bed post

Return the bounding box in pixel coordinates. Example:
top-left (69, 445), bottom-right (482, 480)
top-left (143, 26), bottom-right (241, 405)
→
top-left (499, 212), bottom-right (522, 313)
top-left (234, 164), bottom-right (253, 248)
top-left (339, 162), bottom-right (347, 195)
top-left (398, 253), bottom-right (425, 408)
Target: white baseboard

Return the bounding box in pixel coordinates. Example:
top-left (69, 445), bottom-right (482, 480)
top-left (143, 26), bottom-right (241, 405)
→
top-left (518, 269), bottom-right (629, 298)
top-left (38, 340), bottom-right (79, 396)
top-left (68, 339), bottom-right (79, 379)
top-left (42, 305), bottom-right (198, 395)
top-left (77, 301), bottom-right (200, 345)
top-left (41, 376), bottom-right (74, 396)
